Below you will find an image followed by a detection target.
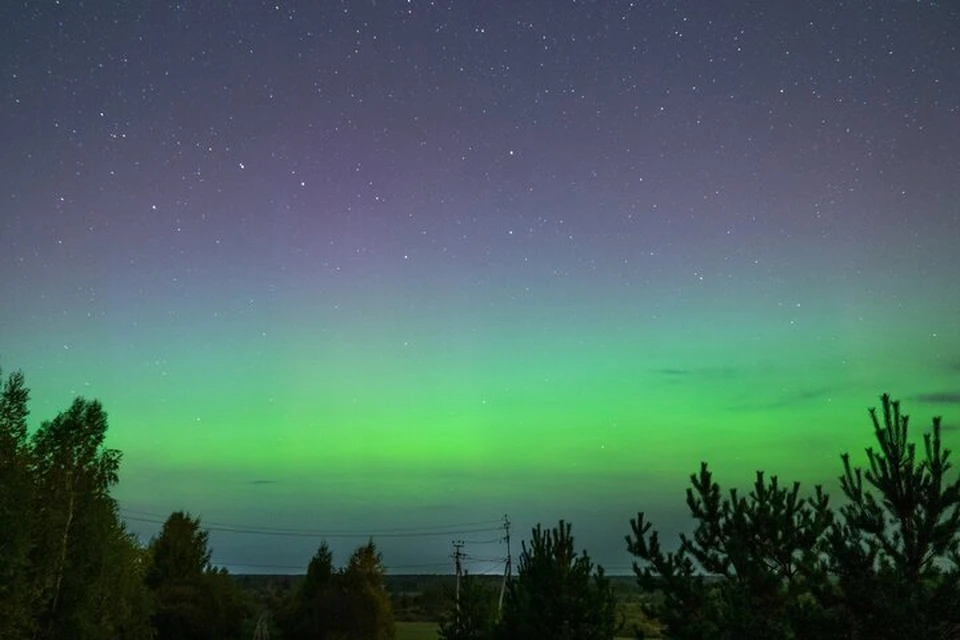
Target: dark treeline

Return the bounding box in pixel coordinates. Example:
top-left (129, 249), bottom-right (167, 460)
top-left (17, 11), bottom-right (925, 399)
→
top-left (0, 367), bottom-right (254, 639)
top-left (1, 368), bottom-right (157, 640)
top-left (2, 363), bottom-right (960, 639)
top-left (625, 392), bottom-right (960, 640)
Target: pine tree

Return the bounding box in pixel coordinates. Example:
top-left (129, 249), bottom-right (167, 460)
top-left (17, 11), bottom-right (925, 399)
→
top-left (826, 394), bottom-right (960, 639)
top-left (625, 394), bottom-right (960, 639)
top-left (626, 464), bottom-right (835, 639)
top-left (499, 520), bottom-right (618, 640)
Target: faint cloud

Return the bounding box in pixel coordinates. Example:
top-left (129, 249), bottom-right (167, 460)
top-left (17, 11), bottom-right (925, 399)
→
top-left (732, 386), bottom-right (835, 411)
top-left (653, 368), bottom-right (691, 376)
top-left (652, 366), bottom-right (738, 379)
top-left (936, 359), bottom-right (960, 376)
top-left (249, 479), bottom-right (278, 485)
top-left (912, 392), bottom-right (960, 405)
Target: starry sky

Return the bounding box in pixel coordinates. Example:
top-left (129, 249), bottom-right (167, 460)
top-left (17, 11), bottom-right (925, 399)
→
top-left (1, 1), bottom-right (959, 575)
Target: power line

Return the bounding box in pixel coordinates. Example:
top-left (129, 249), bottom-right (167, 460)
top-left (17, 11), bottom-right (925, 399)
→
top-left (462, 554), bottom-right (507, 563)
top-left (460, 537), bottom-right (503, 545)
top-left (119, 507), bottom-right (503, 535)
top-left (120, 512), bottom-right (502, 539)
top-left (121, 507), bottom-right (506, 530)
top-left (210, 559), bottom-right (453, 572)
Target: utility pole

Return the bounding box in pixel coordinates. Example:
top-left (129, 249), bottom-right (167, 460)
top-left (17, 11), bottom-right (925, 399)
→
top-left (498, 514), bottom-right (512, 613)
top-left (452, 539), bottom-right (465, 621)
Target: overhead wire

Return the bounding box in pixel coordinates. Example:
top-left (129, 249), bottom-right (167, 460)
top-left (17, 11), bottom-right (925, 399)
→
top-left (120, 506), bottom-right (504, 531)
top-left (210, 559), bottom-right (453, 572)
top-left (462, 554), bottom-right (507, 563)
top-left (460, 537), bottom-right (503, 545)
top-left (119, 508), bottom-right (504, 539)
top-left (121, 507), bottom-right (513, 575)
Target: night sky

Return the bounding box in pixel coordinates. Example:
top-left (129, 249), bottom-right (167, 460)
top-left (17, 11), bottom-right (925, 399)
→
top-left (2, 1), bottom-right (959, 575)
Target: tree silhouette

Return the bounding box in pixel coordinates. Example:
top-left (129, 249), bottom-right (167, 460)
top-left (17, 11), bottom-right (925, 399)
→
top-left (147, 511), bottom-right (251, 639)
top-left (0, 368), bottom-right (34, 639)
top-left (627, 394), bottom-right (960, 639)
top-left (30, 397), bottom-right (124, 639)
top-left (147, 511), bottom-right (212, 588)
top-left (499, 520), bottom-right (618, 640)
top-left (341, 540), bottom-right (395, 640)
top-left (279, 539), bottom-right (395, 640)
top-left (83, 511), bottom-right (156, 639)
top-left (437, 571), bottom-right (499, 640)
top-left (0, 367), bottom-right (155, 640)
top-left (279, 543), bottom-right (340, 640)
top-left (824, 394), bottom-right (960, 639)
top-left (627, 463), bottom-right (835, 639)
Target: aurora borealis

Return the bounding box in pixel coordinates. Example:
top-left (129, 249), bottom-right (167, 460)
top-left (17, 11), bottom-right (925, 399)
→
top-left (1, 1), bottom-right (959, 574)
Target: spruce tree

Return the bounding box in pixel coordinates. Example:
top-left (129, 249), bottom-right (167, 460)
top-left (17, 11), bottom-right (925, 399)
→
top-left (280, 540), bottom-right (395, 640)
top-left (147, 511), bottom-right (252, 639)
top-left (341, 540), bottom-right (395, 640)
top-left (146, 511), bottom-right (212, 588)
top-left (279, 543), bottom-right (339, 640)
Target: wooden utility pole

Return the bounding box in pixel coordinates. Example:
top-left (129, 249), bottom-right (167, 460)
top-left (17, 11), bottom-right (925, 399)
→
top-left (452, 539), bottom-right (465, 619)
top-left (498, 514), bottom-right (512, 613)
